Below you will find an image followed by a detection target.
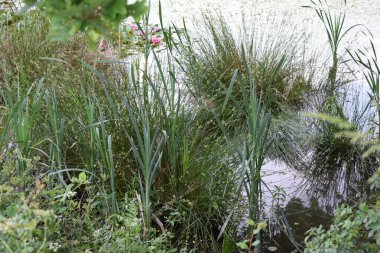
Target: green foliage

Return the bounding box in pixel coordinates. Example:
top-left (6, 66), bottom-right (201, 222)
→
top-left (0, 9), bottom-right (237, 253)
top-left (0, 149), bottom-right (174, 252)
top-left (236, 219), bottom-right (267, 252)
top-left (305, 169), bottom-right (380, 253)
top-left (23, 0), bottom-right (148, 44)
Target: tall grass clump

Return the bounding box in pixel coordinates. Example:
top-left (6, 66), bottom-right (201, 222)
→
top-left (125, 95), bottom-right (167, 228)
top-left (0, 67), bottom-right (44, 176)
top-left (172, 15), bottom-right (314, 176)
top-left (221, 47), bottom-right (272, 224)
top-left (118, 50), bottom-right (237, 250)
top-left (178, 16), bottom-right (313, 128)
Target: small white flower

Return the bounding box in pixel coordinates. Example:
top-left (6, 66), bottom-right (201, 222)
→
top-left (93, 229), bottom-right (101, 238)
top-left (66, 191), bottom-right (77, 199)
top-left (48, 242), bottom-right (62, 252)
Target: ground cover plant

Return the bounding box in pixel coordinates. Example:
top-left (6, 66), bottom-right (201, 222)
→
top-left (0, 0), bottom-right (379, 252)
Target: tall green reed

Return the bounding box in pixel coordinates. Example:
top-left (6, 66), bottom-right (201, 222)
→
top-left (125, 95), bottom-right (166, 228)
top-left (44, 89), bottom-right (67, 185)
top-left (230, 53), bottom-right (272, 252)
top-left (306, 0), bottom-right (358, 95)
top-left (0, 65), bottom-right (43, 175)
top-left (93, 114), bottom-right (118, 216)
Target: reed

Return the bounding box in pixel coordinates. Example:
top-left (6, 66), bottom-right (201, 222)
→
top-left (306, 0), bottom-right (358, 95)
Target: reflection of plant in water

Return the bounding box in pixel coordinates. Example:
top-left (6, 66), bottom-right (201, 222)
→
top-left (305, 168), bottom-right (380, 253)
top-left (272, 197), bottom-right (332, 252)
top-left (304, 105), bottom-right (380, 251)
top-left (307, 112), bottom-right (379, 206)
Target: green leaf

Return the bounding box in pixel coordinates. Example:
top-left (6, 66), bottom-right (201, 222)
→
top-left (104, 0), bottom-right (127, 21)
top-left (78, 172), bottom-right (87, 182)
top-left (247, 218), bottom-right (255, 226)
top-left (252, 240), bottom-right (260, 246)
top-left (253, 228), bottom-right (261, 235)
top-left (6, 204), bottom-right (18, 217)
top-left (236, 242), bottom-right (248, 250)
top-left (126, 1), bottom-right (148, 21)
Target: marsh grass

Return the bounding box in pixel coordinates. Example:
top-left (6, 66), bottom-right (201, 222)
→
top-left (305, 0), bottom-right (359, 97)
top-left (181, 15), bottom-right (313, 119)
top-left (0, 67), bottom-right (44, 175)
top-left (349, 40), bottom-right (380, 137)
top-left (171, 15), bottom-right (315, 177)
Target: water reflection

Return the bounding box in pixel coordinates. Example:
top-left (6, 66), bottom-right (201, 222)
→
top-left (270, 197), bottom-right (332, 252)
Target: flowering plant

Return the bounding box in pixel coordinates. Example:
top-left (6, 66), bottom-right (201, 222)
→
top-left (122, 22), bottom-right (165, 50)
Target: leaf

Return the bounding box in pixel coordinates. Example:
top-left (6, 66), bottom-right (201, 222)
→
top-left (257, 221), bottom-right (267, 231)
top-left (126, 1), bottom-right (148, 21)
top-left (104, 0), bottom-right (127, 20)
top-left (252, 240), bottom-right (260, 246)
top-left (6, 204), bottom-right (18, 217)
top-left (48, 16), bottom-right (79, 41)
top-left (236, 242), bottom-right (248, 250)
top-left (223, 69), bottom-right (239, 111)
top-left (78, 172), bottom-right (87, 183)
top-left (247, 218), bottom-right (255, 226)
top-left (253, 228), bottom-right (260, 235)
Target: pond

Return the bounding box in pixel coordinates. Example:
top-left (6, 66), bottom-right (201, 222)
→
top-left (147, 1), bottom-right (380, 251)
top-left (150, 0), bottom-right (380, 50)
top-left (148, 0), bottom-right (380, 204)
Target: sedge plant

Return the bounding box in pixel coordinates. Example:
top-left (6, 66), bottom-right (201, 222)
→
top-left (0, 66), bottom-right (44, 175)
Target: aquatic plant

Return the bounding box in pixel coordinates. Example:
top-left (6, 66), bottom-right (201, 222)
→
top-left (349, 40), bottom-right (380, 137)
top-left (305, 0), bottom-right (358, 95)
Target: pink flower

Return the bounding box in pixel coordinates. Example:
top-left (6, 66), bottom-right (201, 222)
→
top-left (130, 23), bottom-right (138, 30)
top-left (99, 38), bottom-right (108, 51)
top-left (152, 27), bottom-right (160, 32)
top-left (151, 36), bottom-right (161, 45)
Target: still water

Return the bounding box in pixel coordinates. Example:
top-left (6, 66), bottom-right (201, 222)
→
top-left (150, 0), bottom-right (380, 50)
